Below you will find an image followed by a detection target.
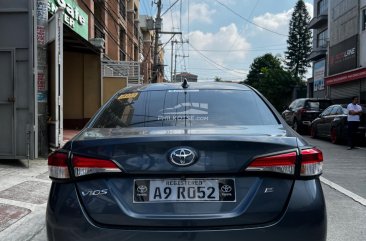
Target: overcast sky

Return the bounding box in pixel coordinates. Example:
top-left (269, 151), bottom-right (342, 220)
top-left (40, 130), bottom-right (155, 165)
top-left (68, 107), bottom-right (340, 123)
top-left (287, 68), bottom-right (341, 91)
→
top-left (140, 0), bottom-right (313, 82)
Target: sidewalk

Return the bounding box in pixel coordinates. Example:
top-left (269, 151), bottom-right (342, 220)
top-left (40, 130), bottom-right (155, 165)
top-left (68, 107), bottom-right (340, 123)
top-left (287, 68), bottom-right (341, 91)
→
top-left (0, 159), bottom-right (50, 241)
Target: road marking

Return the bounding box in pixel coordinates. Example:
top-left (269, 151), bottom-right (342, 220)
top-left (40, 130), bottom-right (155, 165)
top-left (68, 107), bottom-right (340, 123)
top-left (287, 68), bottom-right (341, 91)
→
top-left (320, 177), bottom-right (366, 206)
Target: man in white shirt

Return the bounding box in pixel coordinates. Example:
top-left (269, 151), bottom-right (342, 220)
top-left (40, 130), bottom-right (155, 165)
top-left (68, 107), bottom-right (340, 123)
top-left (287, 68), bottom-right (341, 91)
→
top-left (347, 96), bottom-right (362, 150)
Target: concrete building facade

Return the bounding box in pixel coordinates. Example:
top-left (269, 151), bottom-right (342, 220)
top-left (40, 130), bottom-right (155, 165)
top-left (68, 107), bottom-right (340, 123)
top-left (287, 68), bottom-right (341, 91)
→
top-left (174, 72), bottom-right (198, 82)
top-left (307, 0), bottom-right (328, 98)
top-left (308, 0), bottom-right (366, 104)
top-left (0, 0), bottom-right (161, 158)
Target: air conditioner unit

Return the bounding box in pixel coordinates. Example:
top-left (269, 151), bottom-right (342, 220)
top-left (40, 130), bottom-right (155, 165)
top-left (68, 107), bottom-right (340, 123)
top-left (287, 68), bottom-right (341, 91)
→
top-left (89, 38), bottom-right (105, 49)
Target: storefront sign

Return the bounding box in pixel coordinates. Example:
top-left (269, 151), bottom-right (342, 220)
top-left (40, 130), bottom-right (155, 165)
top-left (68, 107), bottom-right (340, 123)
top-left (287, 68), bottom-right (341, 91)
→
top-left (329, 35), bottom-right (358, 75)
top-left (48, 0), bottom-right (88, 40)
top-left (313, 59), bottom-right (325, 91)
top-left (37, 26), bottom-right (46, 45)
top-left (325, 68), bottom-right (366, 86)
top-left (37, 72), bottom-right (47, 91)
top-left (37, 91), bottom-right (48, 102)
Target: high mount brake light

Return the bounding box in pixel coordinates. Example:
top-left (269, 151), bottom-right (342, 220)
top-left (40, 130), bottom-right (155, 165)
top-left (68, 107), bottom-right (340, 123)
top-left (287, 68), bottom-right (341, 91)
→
top-left (246, 152), bottom-right (297, 175)
top-left (300, 148), bottom-right (323, 176)
top-left (48, 152), bottom-right (70, 179)
top-left (72, 155), bottom-right (122, 177)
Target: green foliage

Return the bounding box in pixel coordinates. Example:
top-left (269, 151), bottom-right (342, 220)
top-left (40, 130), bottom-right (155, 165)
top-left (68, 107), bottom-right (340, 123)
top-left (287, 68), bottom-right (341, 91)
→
top-left (214, 76), bottom-right (223, 82)
top-left (285, 0), bottom-right (312, 79)
top-left (245, 53), bottom-right (298, 111)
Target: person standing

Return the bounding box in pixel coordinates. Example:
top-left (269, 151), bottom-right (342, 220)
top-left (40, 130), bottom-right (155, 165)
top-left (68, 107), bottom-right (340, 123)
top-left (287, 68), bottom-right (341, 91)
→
top-left (347, 96), bottom-right (362, 150)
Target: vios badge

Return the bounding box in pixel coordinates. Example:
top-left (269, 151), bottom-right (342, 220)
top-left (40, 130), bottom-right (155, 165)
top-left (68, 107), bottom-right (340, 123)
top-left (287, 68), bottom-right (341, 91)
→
top-left (169, 147), bottom-right (197, 167)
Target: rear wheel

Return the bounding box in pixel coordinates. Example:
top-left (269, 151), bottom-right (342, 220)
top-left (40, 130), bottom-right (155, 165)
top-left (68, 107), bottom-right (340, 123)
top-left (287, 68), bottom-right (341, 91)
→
top-left (330, 127), bottom-right (340, 144)
top-left (310, 125), bottom-right (317, 138)
top-left (293, 120), bottom-right (302, 134)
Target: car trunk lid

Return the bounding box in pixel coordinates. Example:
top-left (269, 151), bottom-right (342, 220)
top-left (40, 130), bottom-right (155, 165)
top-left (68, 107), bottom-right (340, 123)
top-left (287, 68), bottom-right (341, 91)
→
top-left (71, 126), bottom-right (297, 227)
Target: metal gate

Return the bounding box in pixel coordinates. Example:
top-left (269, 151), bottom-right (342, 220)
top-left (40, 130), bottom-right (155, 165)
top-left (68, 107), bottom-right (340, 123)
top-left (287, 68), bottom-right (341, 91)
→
top-left (330, 81), bottom-right (360, 102)
top-left (0, 50), bottom-right (15, 156)
top-left (0, 0), bottom-right (36, 159)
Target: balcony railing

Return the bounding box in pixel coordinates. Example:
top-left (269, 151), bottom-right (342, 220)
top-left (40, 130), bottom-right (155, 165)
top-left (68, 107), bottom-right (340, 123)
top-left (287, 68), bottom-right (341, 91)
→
top-left (307, 47), bottom-right (327, 62)
top-left (308, 14), bottom-right (328, 29)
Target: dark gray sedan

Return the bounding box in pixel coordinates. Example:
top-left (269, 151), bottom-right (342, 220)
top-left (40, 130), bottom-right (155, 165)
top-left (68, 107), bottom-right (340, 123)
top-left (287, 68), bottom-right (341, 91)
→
top-left (310, 104), bottom-right (366, 144)
top-left (46, 82), bottom-right (326, 241)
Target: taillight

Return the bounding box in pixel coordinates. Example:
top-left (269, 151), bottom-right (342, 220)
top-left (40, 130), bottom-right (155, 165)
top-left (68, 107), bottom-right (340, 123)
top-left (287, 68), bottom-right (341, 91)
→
top-left (72, 155), bottom-right (122, 177)
top-left (299, 108), bottom-right (307, 114)
top-left (300, 148), bottom-right (323, 176)
top-left (246, 152), bottom-right (297, 175)
top-left (48, 152), bottom-right (70, 179)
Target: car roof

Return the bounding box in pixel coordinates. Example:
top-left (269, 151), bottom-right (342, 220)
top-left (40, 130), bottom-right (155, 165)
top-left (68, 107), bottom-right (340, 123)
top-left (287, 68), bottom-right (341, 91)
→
top-left (122, 82), bottom-right (252, 92)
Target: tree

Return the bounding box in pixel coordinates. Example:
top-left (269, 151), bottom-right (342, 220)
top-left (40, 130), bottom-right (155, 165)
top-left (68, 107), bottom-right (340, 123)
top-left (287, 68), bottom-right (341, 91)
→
top-left (285, 0), bottom-right (312, 79)
top-left (214, 76), bottom-right (223, 82)
top-left (244, 53), bottom-right (298, 111)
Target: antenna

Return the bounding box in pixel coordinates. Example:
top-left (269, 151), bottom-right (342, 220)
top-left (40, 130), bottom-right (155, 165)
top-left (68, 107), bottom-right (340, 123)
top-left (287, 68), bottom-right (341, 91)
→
top-left (182, 78), bottom-right (189, 89)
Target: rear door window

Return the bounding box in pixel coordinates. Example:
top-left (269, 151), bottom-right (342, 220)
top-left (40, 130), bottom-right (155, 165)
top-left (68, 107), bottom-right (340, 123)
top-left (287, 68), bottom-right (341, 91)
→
top-left (321, 106), bottom-right (333, 116)
top-left (306, 100), bottom-right (332, 111)
top-left (296, 99), bottom-right (305, 108)
top-left (330, 107), bottom-right (339, 115)
top-left (92, 89), bottom-right (279, 128)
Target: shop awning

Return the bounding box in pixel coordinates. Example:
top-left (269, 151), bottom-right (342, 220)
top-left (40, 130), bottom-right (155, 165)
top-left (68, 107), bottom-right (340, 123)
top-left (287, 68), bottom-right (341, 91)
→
top-left (63, 26), bottom-right (101, 54)
top-left (325, 68), bottom-right (366, 86)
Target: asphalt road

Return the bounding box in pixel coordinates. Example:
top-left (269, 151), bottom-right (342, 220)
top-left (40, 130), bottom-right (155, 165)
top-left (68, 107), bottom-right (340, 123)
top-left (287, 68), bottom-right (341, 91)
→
top-left (302, 135), bottom-right (366, 241)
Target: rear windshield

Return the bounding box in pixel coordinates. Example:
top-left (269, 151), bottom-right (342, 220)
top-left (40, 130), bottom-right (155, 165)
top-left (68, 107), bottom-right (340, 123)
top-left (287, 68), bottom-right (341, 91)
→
top-left (92, 89), bottom-right (279, 128)
top-left (305, 100), bottom-right (332, 111)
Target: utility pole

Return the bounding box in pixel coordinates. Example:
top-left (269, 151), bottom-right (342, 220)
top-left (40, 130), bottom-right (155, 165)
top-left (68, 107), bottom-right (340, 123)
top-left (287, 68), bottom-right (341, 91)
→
top-left (171, 38), bottom-right (189, 82)
top-left (152, 0), bottom-right (162, 83)
top-left (152, 0), bottom-right (181, 83)
top-left (174, 54), bottom-right (189, 82)
top-left (170, 40), bottom-right (177, 82)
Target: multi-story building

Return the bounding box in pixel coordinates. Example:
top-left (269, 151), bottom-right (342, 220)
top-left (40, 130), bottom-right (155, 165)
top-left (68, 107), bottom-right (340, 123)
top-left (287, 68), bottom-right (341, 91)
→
top-left (0, 0), bottom-right (160, 158)
top-left (140, 15), bottom-right (154, 83)
top-left (174, 72), bottom-right (198, 82)
top-left (307, 0), bottom-right (328, 98)
top-left (308, 0), bottom-right (366, 103)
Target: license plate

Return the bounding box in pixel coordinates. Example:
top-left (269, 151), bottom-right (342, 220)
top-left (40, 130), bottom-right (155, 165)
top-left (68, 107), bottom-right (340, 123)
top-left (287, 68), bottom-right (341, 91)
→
top-left (133, 179), bottom-right (235, 203)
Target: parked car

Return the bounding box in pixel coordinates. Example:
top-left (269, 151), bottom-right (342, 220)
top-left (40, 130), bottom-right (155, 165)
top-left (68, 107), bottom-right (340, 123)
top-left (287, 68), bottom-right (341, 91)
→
top-left (47, 82), bottom-right (326, 241)
top-left (310, 104), bottom-right (366, 144)
top-left (282, 98), bottom-right (332, 133)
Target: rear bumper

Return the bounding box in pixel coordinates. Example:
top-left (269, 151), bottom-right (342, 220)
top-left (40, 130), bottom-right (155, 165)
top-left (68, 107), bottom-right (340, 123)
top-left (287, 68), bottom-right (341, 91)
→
top-left (46, 179), bottom-right (327, 241)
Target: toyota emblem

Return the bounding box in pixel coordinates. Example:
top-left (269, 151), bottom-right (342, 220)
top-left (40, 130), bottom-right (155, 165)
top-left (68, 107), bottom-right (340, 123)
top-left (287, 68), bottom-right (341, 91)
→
top-left (221, 185), bottom-right (232, 193)
top-left (137, 185), bottom-right (148, 194)
top-left (169, 147), bottom-right (197, 167)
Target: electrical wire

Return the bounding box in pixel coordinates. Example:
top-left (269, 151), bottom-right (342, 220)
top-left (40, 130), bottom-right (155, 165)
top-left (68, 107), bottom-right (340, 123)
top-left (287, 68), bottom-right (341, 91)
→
top-left (213, 0), bottom-right (288, 37)
top-left (161, 0), bottom-right (180, 17)
top-left (188, 43), bottom-right (247, 75)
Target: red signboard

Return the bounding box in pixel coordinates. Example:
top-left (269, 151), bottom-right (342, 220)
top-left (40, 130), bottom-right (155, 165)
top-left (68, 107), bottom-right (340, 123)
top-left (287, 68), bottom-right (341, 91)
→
top-left (325, 68), bottom-right (366, 86)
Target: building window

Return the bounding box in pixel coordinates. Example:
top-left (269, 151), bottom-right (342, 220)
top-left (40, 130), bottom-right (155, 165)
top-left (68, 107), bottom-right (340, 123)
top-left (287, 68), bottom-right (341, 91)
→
top-left (119, 0), bottom-right (126, 19)
top-left (120, 28), bottom-right (126, 61)
top-left (95, 24), bottom-right (105, 39)
top-left (318, 0), bottom-right (328, 16)
top-left (362, 9), bottom-right (366, 31)
top-left (134, 44), bottom-right (139, 61)
top-left (317, 29), bottom-right (328, 48)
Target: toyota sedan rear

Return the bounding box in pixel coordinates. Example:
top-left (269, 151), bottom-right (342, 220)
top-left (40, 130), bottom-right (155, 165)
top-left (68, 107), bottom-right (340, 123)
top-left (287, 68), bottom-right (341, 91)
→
top-left (46, 82), bottom-right (326, 241)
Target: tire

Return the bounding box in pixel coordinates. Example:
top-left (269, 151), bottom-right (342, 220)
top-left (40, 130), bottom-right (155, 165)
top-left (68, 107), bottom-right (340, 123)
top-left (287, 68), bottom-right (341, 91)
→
top-left (330, 127), bottom-right (340, 144)
top-left (310, 125), bottom-right (317, 138)
top-left (293, 120), bottom-right (302, 134)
